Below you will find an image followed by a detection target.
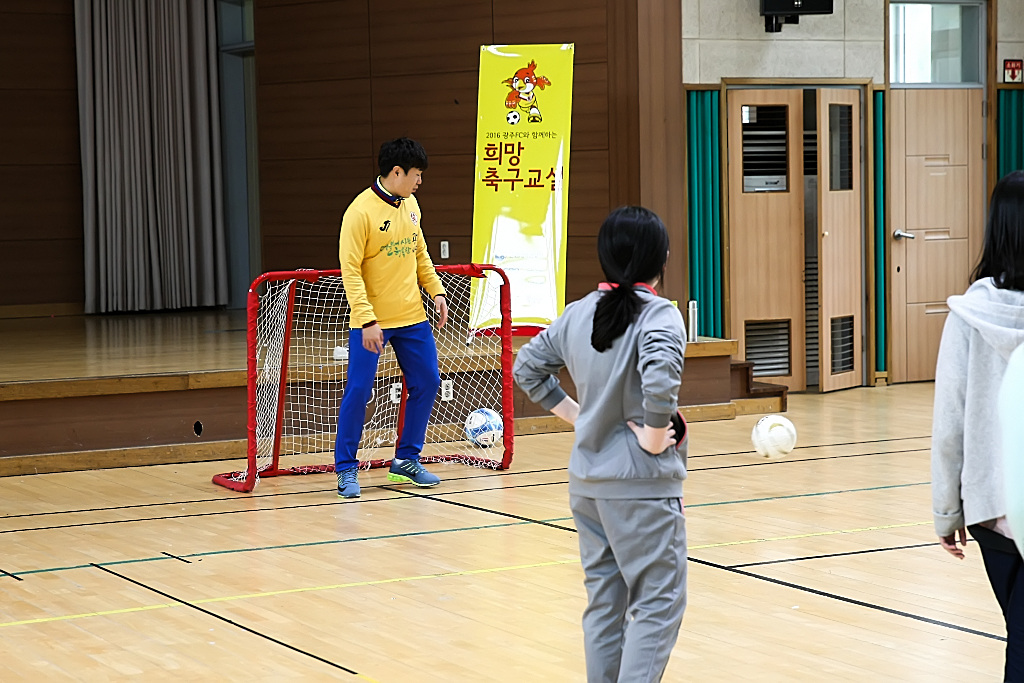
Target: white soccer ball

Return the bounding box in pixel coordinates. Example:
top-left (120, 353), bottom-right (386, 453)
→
top-left (465, 408), bottom-right (503, 447)
top-left (507, 110), bottom-right (521, 125)
top-left (751, 414), bottom-right (798, 459)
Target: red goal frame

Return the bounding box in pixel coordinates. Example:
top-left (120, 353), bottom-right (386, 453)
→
top-left (213, 263), bottom-right (514, 493)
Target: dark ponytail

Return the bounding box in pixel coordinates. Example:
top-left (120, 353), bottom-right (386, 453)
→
top-left (972, 171), bottom-right (1024, 291)
top-left (591, 206), bottom-right (670, 352)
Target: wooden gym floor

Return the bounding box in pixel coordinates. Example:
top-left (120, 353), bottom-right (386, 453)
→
top-left (0, 382), bottom-right (1006, 681)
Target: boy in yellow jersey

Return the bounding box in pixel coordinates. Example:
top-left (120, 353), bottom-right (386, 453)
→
top-left (335, 138), bottom-right (448, 498)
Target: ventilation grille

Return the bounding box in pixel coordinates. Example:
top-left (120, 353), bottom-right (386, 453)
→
top-left (805, 254), bottom-right (820, 386)
top-left (831, 316), bottom-right (855, 374)
top-left (829, 104), bottom-right (853, 191)
top-left (745, 320), bottom-right (791, 377)
top-left (804, 131), bottom-right (818, 176)
top-left (742, 105), bottom-right (788, 192)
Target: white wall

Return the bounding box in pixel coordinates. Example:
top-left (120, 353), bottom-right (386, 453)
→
top-left (999, 0), bottom-right (1024, 82)
top-left (683, 0), bottom-right (1024, 86)
top-left (682, 0), bottom-right (885, 84)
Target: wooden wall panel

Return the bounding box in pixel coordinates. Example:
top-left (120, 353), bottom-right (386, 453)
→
top-left (0, 89), bottom-right (80, 165)
top-left (370, 71), bottom-right (479, 156)
top-left (568, 150), bottom-right (611, 236)
top-left (0, 2), bottom-right (83, 311)
top-left (257, 79), bottom-right (373, 161)
top-left (259, 158), bottom-right (372, 237)
top-left (414, 154), bottom-right (476, 242)
top-left (636, 0), bottom-right (684, 304)
top-left (0, 11), bottom-right (77, 89)
top-left (254, 1), bottom-right (370, 84)
top-left (493, 0), bottom-right (608, 64)
top-left (0, 164), bottom-right (82, 240)
top-left (0, 239), bottom-right (84, 306)
top-left (571, 62), bottom-right (610, 152)
top-left (262, 235), bottom-right (339, 271)
top-left (1, 1), bottom-right (72, 13)
top-left (368, 0), bottom-right (493, 77)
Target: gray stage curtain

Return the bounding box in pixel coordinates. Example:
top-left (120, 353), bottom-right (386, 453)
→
top-left (75, 0), bottom-right (228, 313)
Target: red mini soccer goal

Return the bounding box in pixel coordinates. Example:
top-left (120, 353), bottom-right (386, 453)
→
top-left (213, 264), bottom-right (514, 493)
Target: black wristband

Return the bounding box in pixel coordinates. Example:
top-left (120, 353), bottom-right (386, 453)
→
top-left (361, 320), bottom-right (377, 329)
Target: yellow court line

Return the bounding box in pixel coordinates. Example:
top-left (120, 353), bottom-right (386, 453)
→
top-left (0, 559), bottom-right (579, 629)
top-left (689, 521), bottom-right (931, 550)
top-left (0, 522), bottom-right (931, 630)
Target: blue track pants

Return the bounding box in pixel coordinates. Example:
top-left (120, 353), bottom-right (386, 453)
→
top-left (334, 320), bottom-right (441, 469)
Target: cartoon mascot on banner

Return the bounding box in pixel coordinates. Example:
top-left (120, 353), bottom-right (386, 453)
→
top-left (503, 60), bottom-right (551, 124)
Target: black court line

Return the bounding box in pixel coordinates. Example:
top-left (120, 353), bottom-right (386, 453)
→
top-left (687, 557), bottom-right (1005, 642)
top-left (387, 488), bottom-right (1004, 644)
top-left (0, 450), bottom-right (926, 535)
top-left (0, 436), bottom-right (932, 522)
top-left (728, 543), bottom-right (938, 568)
top-left (1, 436), bottom-right (933, 523)
top-left (160, 551), bottom-right (192, 564)
top-left (0, 567), bottom-right (23, 581)
top-left (689, 448), bottom-right (929, 472)
top-left (379, 486), bottom-right (578, 532)
top-left (0, 495), bottom-right (413, 535)
top-left (0, 466), bottom-right (571, 521)
top-left (686, 434), bottom-right (931, 460)
top-left (91, 564), bottom-right (362, 676)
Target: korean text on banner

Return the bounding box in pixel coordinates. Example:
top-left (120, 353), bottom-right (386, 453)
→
top-left (471, 44), bottom-right (574, 330)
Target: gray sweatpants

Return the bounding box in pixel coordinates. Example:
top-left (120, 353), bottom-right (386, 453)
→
top-left (570, 495), bottom-right (688, 683)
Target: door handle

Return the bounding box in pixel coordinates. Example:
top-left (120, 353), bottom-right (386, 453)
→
top-left (893, 230), bottom-right (916, 240)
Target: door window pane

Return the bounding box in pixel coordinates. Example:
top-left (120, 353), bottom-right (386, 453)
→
top-left (890, 3), bottom-right (983, 85)
top-left (742, 105), bottom-right (789, 193)
top-left (828, 104), bottom-right (853, 191)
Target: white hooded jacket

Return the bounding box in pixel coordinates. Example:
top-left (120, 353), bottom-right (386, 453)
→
top-left (932, 278), bottom-right (1024, 537)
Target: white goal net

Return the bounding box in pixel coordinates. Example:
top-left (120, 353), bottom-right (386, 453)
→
top-left (213, 265), bottom-right (514, 492)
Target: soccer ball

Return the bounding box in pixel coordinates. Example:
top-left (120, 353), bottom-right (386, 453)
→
top-left (507, 110), bottom-right (521, 125)
top-left (465, 408), bottom-right (503, 447)
top-left (751, 414), bottom-right (797, 459)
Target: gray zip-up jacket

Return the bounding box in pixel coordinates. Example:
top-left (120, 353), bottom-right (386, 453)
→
top-left (932, 278), bottom-right (1024, 537)
top-left (513, 288), bottom-right (687, 499)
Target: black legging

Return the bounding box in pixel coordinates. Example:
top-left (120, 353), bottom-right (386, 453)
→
top-left (970, 524), bottom-right (1024, 682)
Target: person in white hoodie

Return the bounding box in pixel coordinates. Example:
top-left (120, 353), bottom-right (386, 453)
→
top-left (932, 170), bottom-right (1024, 681)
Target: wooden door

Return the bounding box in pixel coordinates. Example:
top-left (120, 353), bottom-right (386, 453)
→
top-left (727, 89), bottom-right (805, 392)
top-left (817, 89), bottom-right (863, 392)
top-left (889, 89), bottom-right (983, 383)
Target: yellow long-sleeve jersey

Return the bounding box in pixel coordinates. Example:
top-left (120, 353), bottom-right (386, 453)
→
top-left (338, 182), bottom-right (445, 330)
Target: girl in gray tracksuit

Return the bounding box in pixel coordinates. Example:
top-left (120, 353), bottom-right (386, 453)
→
top-left (513, 206), bottom-right (687, 683)
top-left (932, 171), bottom-right (1024, 681)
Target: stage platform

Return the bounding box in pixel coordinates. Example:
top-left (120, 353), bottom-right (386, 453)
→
top-left (0, 311), bottom-right (784, 477)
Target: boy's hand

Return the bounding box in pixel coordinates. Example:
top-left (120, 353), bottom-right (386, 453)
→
top-left (939, 528), bottom-right (968, 559)
top-left (435, 295), bottom-right (448, 329)
top-left (628, 421), bottom-right (677, 455)
top-left (362, 324), bottom-right (384, 354)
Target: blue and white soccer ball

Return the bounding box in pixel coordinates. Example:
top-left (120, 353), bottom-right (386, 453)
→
top-left (465, 408), bottom-right (503, 447)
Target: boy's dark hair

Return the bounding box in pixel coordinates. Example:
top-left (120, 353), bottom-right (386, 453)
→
top-left (378, 138), bottom-right (429, 177)
top-left (973, 170), bottom-right (1024, 291)
top-left (591, 206), bottom-right (670, 352)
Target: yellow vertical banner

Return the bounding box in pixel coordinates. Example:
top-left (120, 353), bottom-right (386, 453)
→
top-left (471, 44), bottom-right (574, 330)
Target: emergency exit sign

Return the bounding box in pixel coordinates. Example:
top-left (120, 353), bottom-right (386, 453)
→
top-left (1006, 59), bottom-right (1023, 83)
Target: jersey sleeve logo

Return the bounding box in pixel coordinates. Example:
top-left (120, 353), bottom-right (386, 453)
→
top-left (410, 212), bottom-right (419, 225)
top-left (379, 220), bottom-right (391, 232)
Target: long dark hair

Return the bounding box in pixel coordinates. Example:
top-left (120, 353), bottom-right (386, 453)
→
top-left (973, 171), bottom-right (1024, 291)
top-left (591, 206), bottom-right (670, 352)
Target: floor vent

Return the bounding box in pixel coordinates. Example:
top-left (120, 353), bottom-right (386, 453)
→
top-left (745, 320), bottom-right (791, 378)
top-left (805, 252), bottom-right (819, 386)
top-left (830, 316), bottom-right (855, 374)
